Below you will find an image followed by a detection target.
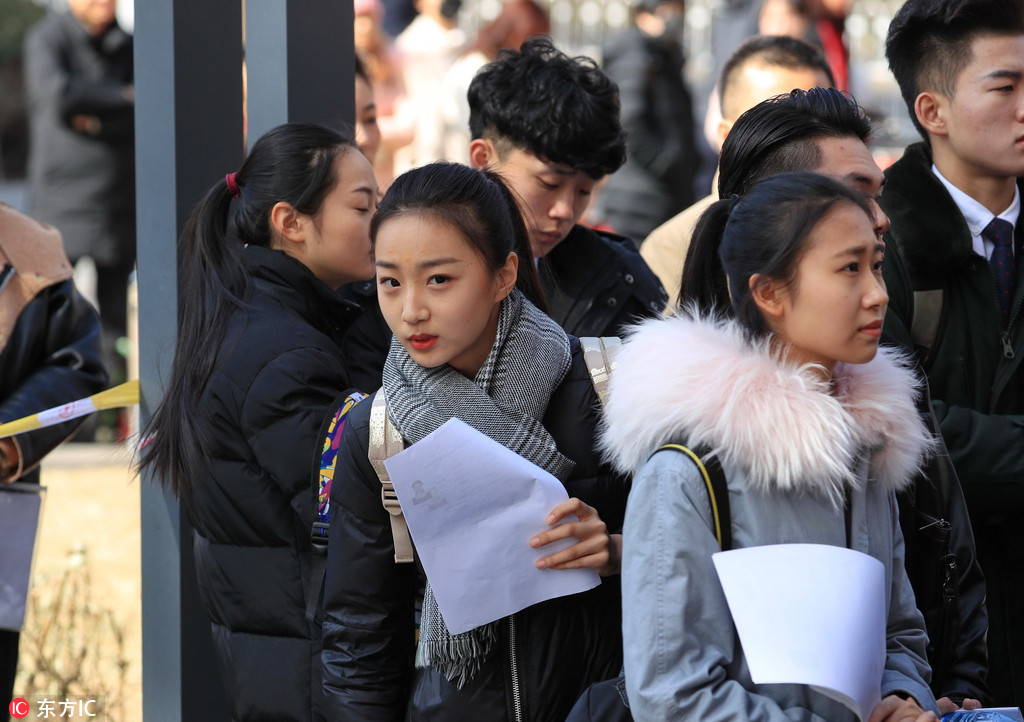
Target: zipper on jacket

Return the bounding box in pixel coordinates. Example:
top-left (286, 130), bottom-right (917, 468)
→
top-left (1001, 331), bottom-right (1015, 359)
top-left (997, 262), bottom-right (1021, 358)
top-left (1001, 290), bottom-right (1020, 359)
top-left (508, 616), bottom-right (524, 722)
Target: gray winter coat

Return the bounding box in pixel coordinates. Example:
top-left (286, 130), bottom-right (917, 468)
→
top-left (601, 314), bottom-right (939, 720)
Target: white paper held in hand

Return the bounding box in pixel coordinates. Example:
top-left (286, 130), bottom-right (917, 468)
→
top-left (384, 417), bottom-right (600, 634)
top-left (713, 543), bottom-right (886, 721)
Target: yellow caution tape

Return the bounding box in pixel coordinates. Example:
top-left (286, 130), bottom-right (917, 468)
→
top-left (0, 379), bottom-right (139, 439)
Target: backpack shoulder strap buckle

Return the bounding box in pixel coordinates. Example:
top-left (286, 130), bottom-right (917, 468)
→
top-left (369, 392), bottom-right (415, 563)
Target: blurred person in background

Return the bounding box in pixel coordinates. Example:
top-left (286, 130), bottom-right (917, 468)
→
top-left (805, 0), bottom-right (852, 91)
top-left (436, 0), bottom-right (550, 165)
top-left (599, 0), bottom-right (699, 243)
top-left (393, 0), bottom-right (466, 174)
top-left (23, 0), bottom-right (133, 408)
top-left (392, 0), bottom-right (465, 173)
top-left (758, 0), bottom-right (812, 38)
top-left (355, 53), bottom-right (382, 164)
top-left (354, 0), bottom-right (413, 188)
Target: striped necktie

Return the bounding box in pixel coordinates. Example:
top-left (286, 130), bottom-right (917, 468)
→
top-left (983, 217), bottom-right (1016, 328)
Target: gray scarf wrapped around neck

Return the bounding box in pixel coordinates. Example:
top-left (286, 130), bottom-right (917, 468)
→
top-left (381, 289), bottom-right (574, 687)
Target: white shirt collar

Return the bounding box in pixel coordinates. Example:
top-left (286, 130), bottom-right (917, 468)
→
top-left (932, 164), bottom-right (1019, 259)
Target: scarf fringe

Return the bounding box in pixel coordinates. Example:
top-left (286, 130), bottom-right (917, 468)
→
top-left (416, 611), bottom-right (499, 689)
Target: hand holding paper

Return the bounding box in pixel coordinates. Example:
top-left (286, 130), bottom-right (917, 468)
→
top-left (384, 418), bottom-right (601, 635)
top-left (530, 497), bottom-right (619, 575)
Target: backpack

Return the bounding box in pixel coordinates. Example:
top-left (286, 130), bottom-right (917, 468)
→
top-left (307, 389), bottom-right (367, 622)
top-left (564, 443), bottom-right (731, 722)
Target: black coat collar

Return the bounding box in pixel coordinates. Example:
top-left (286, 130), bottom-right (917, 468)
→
top-left (242, 245), bottom-right (361, 341)
top-left (883, 142), bottom-right (1024, 275)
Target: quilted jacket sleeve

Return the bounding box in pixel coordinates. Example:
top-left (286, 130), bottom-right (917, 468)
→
top-left (321, 398), bottom-right (417, 721)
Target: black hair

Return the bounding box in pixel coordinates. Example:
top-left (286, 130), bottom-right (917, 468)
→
top-left (140, 123), bottom-right (359, 498)
top-left (718, 87), bottom-right (872, 198)
top-left (718, 35), bottom-right (835, 119)
top-left (681, 172), bottom-right (873, 339)
top-left (467, 36), bottom-right (627, 179)
top-left (371, 161), bottom-right (547, 311)
top-left (355, 51), bottom-right (370, 85)
top-left (886, 0), bottom-right (1024, 140)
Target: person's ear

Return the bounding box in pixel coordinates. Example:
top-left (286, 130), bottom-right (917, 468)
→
top-left (270, 201), bottom-right (309, 245)
top-left (749, 273), bottom-right (786, 319)
top-left (469, 138), bottom-right (497, 170)
top-left (915, 91), bottom-right (949, 138)
top-left (715, 118), bottom-right (734, 153)
top-left (494, 252), bottom-right (519, 301)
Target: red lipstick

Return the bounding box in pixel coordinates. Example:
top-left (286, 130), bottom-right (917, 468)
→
top-left (409, 334), bottom-right (437, 351)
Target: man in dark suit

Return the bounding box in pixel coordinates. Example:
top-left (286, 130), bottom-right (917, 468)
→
top-left (882, 0), bottom-right (1024, 706)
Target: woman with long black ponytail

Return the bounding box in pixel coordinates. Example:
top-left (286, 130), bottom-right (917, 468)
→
top-left (140, 123), bottom-right (377, 722)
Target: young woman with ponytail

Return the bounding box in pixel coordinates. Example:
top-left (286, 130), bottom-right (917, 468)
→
top-left (601, 172), bottom-right (942, 722)
top-left (140, 123), bottom-right (377, 722)
top-left (320, 161), bottom-right (628, 721)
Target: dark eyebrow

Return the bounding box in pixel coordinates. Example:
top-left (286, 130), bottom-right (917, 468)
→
top-left (835, 242), bottom-right (886, 258)
top-left (984, 69), bottom-right (1023, 81)
top-left (417, 257), bottom-right (459, 269)
top-left (375, 257), bottom-right (461, 270)
top-left (351, 186), bottom-right (376, 196)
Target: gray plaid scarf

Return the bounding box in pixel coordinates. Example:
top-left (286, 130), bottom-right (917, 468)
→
top-left (381, 289), bottom-right (574, 687)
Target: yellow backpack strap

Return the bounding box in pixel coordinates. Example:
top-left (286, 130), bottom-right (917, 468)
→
top-left (654, 444), bottom-right (731, 551)
top-left (368, 391), bottom-right (414, 563)
top-left (580, 336), bottom-right (622, 406)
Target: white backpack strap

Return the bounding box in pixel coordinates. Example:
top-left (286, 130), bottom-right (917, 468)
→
top-left (368, 391), bottom-right (414, 563)
top-left (580, 336), bottom-right (622, 406)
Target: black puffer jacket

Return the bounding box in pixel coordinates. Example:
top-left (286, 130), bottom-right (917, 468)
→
top-left (321, 338), bottom-right (628, 721)
top-left (542, 225), bottom-right (667, 339)
top-left (187, 246), bottom-right (360, 722)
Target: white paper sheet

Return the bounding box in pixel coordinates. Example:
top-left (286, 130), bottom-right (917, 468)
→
top-left (384, 417), bottom-right (601, 634)
top-left (713, 544), bottom-right (886, 720)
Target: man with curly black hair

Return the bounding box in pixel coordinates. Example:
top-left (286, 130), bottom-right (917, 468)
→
top-left (468, 36), bottom-right (667, 338)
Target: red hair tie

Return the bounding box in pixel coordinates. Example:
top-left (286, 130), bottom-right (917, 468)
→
top-left (225, 172), bottom-right (240, 199)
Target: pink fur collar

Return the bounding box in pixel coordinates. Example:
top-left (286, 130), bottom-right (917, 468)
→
top-left (599, 314), bottom-right (935, 506)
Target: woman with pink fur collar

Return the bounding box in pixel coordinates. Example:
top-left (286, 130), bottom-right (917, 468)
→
top-left (601, 173), bottom-right (940, 722)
